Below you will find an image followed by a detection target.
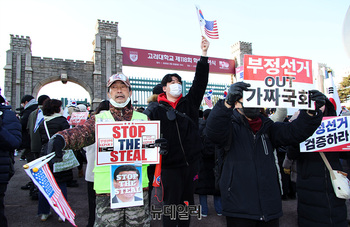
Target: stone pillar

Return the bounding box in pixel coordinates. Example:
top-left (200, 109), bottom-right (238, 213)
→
top-left (24, 37), bottom-right (33, 95)
top-left (231, 41), bottom-right (252, 67)
top-left (116, 36), bottom-right (123, 73)
top-left (93, 19), bottom-right (122, 107)
top-left (3, 50), bottom-right (13, 105)
top-left (231, 41), bottom-right (252, 82)
top-left (15, 53), bottom-right (21, 107)
top-left (106, 35), bottom-right (112, 79)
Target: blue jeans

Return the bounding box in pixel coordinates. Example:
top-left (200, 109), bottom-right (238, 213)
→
top-left (199, 194), bottom-right (222, 215)
top-left (38, 182), bottom-right (67, 215)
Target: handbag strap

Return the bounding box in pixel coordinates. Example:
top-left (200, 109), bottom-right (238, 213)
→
top-left (319, 152), bottom-right (336, 180)
top-left (43, 121), bottom-right (51, 140)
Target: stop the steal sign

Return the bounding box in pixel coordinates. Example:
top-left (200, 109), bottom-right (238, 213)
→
top-left (95, 121), bottom-right (160, 165)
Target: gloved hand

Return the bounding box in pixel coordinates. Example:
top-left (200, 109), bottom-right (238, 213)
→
top-left (283, 168), bottom-right (291, 175)
top-left (46, 134), bottom-right (66, 159)
top-left (309, 90), bottom-right (326, 114)
top-left (155, 138), bottom-right (168, 155)
top-left (226, 82), bottom-right (251, 106)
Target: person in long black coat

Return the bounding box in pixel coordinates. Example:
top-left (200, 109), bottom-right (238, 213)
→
top-left (195, 109), bottom-right (222, 217)
top-left (287, 98), bottom-right (348, 227)
top-left (0, 95), bottom-right (21, 227)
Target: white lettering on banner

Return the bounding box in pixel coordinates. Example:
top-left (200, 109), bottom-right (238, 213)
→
top-left (246, 56), bottom-right (310, 76)
top-left (300, 116), bottom-right (350, 152)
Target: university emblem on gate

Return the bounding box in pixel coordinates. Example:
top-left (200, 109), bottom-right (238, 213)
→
top-left (130, 51), bottom-right (138, 62)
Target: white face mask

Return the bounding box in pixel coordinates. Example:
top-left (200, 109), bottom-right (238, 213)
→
top-left (169, 84), bottom-right (182, 97)
top-left (110, 97), bottom-right (131, 108)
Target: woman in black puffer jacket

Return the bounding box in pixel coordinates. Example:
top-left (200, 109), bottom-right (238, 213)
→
top-left (37, 99), bottom-right (72, 221)
top-left (287, 98), bottom-right (348, 227)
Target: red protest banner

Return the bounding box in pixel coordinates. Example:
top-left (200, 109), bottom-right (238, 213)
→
top-left (243, 55), bottom-right (313, 84)
top-left (122, 47), bottom-right (235, 74)
top-left (69, 112), bottom-right (89, 126)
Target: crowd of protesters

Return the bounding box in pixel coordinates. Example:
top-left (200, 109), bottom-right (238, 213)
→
top-left (1, 36), bottom-right (350, 227)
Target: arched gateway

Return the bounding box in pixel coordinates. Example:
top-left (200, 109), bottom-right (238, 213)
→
top-left (3, 19), bottom-right (250, 110)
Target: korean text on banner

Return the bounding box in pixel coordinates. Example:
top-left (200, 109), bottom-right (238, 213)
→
top-left (243, 55), bottom-right (315, 109)
top-left (69, 112), bottom-right (89, 126)
top-left (300, 116), bottom-right (350, 152)
top-left (95, 121), bottom-right (161, 165)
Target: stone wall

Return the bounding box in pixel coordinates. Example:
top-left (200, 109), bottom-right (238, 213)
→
top-left (3, 19), bottom-right (124, 110)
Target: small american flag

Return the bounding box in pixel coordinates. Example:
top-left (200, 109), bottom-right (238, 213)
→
top-left (204, 20), bottom-right (219, 39)
top-left (31, 163), bottom-right (76, 226)
top-left (204, 89), bottom-right (213, 108)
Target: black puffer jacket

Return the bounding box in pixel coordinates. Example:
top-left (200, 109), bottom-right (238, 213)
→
top-left (0, 104), bottom-right (21, 183)
top-left (145, 56), bottom-right (209, 169)
top-left (195, 118), bottom-right (218, 195)
top-left (206, 99), bottom-right (323, 221)
top-left (287, 98), bottom-right (348, 227)
top-left (39, 115), bottom-right (72, 183)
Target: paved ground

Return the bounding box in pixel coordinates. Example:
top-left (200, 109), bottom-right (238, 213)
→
top-left (4, 154), bottom-right (299, 227)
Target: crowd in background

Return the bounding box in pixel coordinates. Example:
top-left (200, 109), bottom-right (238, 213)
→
top-left (1, 36), bottom-right (350, 227)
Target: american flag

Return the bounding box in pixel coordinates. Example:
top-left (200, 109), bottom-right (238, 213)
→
top-left (31, 163), bottom-right (76, 226)
top-left (195, 5), bottom-right (219, 39)
top-left (204, 89), bottom-right (213, 108)
top-left (204, 20), bottom-right (219, 39)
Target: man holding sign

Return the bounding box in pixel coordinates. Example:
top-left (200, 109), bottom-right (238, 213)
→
top-left (206, 82), bottom-right (325, 226)
top-left (44, 74), bottom-right (151, 226)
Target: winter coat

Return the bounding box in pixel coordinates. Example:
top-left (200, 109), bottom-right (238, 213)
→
top-left (287, 98), bottom-right (348, 227)
top-left (27, 108), bottom-right (42, 153)
top-left (20, 102), bottom-right (38, 149)
top-left (144, 56), bottom-right (209, 169)
top-left (195, 118), bottom-right (218, 195)
top-left (39, 115), bottom-right (72, 183)
top-left (0, 104), bottom-right (21, 184)
top-left (206, 99), bottom-right (323, 221)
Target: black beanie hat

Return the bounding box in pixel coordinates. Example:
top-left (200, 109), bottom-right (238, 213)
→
top-left (38, 95), bottom-right (50, 105)
top-left (21, 95), bottom-right (34, 104)
top-left (152, 84), bottom-right (163, 95)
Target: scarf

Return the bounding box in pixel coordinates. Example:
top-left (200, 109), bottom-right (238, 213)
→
top-left (248, 117), bottom-right (262, 134)
top-left (109, 103), bottom-right (134, 121)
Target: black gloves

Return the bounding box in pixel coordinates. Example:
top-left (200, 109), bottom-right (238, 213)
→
top-left (46, 134), bottom-right (66, 162)
top-left (226, 82), bottom-right (251, 106)
top-left (309, 90), bottom-right (326, 114)
top-left (155, 138), bottom-right (168, 155)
